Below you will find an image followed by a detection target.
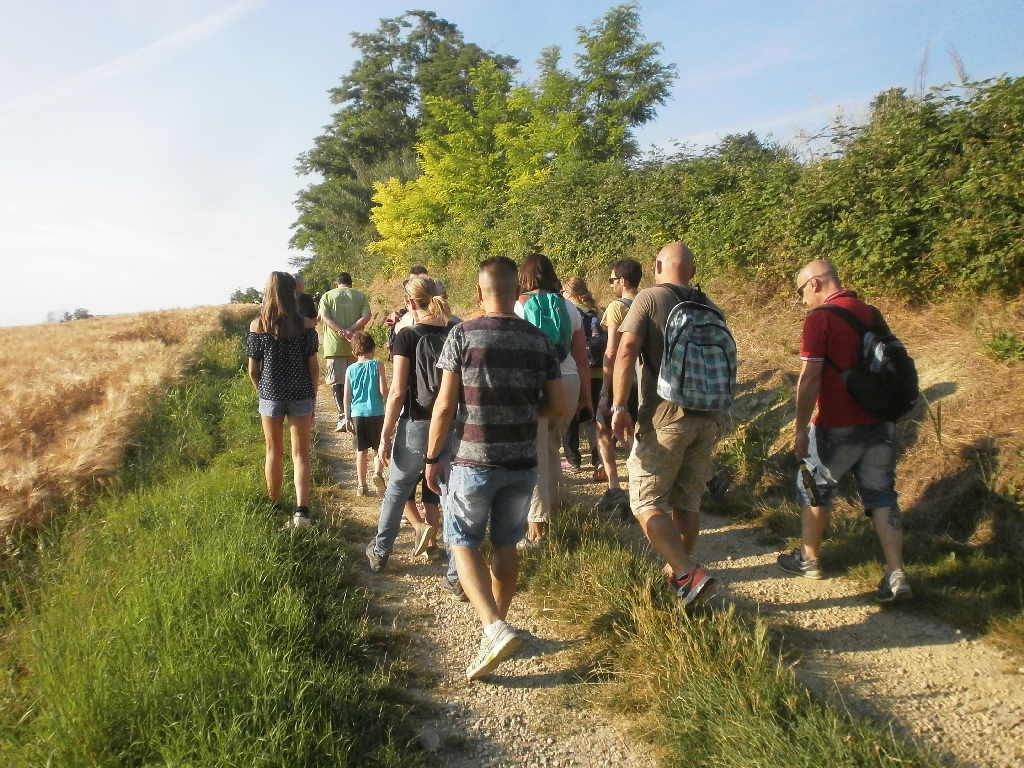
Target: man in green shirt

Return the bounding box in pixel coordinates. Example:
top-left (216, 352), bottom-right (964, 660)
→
top-left (318, 272), bottom-right (372, 431)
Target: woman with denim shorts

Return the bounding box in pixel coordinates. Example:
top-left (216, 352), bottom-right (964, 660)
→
top-left (246, 271), bottom-right (319, 528)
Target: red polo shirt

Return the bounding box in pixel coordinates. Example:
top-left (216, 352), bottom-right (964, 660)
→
top-left (800, 290), bottom-right (886, 428)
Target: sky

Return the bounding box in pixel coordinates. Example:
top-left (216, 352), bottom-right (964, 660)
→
top-left (1, 0), bottom-right (1021, 327)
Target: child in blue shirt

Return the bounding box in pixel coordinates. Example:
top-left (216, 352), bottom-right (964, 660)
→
top-left (344, 332), bottom-right (388, 495)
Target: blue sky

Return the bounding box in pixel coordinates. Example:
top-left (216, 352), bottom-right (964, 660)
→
top-left (1, 0), bottom-right (1021, 326)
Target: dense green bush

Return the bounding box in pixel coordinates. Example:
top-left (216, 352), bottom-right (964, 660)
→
top-left (292, 7), bottom-right (1022, 302)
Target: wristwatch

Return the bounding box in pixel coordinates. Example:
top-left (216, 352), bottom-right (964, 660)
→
top-left (610, 406), bottom-right (629, 413)
top-left (424, 455), bottom-right (441, 464)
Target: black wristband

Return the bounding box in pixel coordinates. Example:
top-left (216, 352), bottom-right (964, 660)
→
top-left (424, 455), bottom-right (441, 465)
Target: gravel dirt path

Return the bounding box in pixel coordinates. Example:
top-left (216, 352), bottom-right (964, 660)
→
top-left (314, 402), bottom-right (658, 768)
top-left (315, 396), bottom-right (1023, 768)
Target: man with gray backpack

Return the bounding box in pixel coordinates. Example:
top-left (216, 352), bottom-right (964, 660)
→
top-left (611, 242), bottom-right (735, 611)
top-left (777, 259), bottom-right (915, 603)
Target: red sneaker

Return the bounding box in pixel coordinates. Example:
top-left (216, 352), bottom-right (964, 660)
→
top-left (667, 566), bottom-right (716, 612)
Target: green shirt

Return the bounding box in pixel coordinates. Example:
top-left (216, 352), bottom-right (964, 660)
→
top-left (319, 286), bottom-right (370, 357)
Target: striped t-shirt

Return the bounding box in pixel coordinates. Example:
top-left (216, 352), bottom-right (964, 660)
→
top-left (436, 315), bottom-right (561, 470)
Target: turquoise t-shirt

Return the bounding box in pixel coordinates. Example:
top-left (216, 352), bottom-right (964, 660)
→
top-left (346, 360), bottom-right (385, 417)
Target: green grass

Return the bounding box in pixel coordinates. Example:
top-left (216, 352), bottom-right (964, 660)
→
top-left (0, 317), bottom-right (423, 767)
top-left (522, 504), bottom-right (950, 768)
top-left (985, 329), bottom-right (1024, 363)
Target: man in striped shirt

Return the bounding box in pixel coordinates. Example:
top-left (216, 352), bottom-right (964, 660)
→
top-left (425, 256), bottom-right (565, 680)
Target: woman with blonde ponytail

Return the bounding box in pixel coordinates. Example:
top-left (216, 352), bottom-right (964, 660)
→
top-left (366, 276), bottom-right (458, 572)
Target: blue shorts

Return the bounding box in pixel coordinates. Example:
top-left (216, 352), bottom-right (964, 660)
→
top-left (796, 422), bottom-right (898, 512)
top-left (442, 464), bottom-right (538, 549)
top-left (258, 398), bottom-right (314, 418)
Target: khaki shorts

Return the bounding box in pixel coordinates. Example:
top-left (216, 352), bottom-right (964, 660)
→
top-left (627, 415), bottom-right (718, 517)
top-left (324, 356), bottom-right (354, 385)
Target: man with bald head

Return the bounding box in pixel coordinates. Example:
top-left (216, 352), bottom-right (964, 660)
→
top-left (779, 260), bottom-right (911, 602)
top-left (425, 256), bottom-right (566, 679)
top-left (611, 242), bottom-right (725, 611)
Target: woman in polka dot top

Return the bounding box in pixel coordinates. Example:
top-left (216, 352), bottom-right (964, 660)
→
top-left (246, 271), bottom-right (319, 527)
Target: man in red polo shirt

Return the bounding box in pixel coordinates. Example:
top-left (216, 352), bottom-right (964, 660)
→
top-left (777, 259), bottom-right (911, 603)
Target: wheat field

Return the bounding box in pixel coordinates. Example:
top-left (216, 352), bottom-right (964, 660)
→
top-left (0, 305), bottom-right (255, 530)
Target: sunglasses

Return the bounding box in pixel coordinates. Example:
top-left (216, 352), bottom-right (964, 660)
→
top-left (797, 275), bottom-right (825, 299)
top-left (608, 276), bottom-right (620, 284)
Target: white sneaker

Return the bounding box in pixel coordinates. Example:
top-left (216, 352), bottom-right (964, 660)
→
top-left (335, 417), bottom-right (347, 432)
top-left (292, 510), bottom-right (311, 528)
top-left (466, 623), bottom-right (522, 680)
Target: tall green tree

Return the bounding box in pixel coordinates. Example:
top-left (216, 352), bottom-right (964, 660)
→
top-left (290, 11), bottom-right (516, 290)
top-left (573, 2), bottom-right (676, 160)
top-left (368, 4), bottom-right (675, 265)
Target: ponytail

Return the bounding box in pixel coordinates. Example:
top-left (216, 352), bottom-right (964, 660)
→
top-left (405, 275), bottom-right (451, 322)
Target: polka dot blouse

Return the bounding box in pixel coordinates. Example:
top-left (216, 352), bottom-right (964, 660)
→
top-left (246, 327), bottom-right (319, 402)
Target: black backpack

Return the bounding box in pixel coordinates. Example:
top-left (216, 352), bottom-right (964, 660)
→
top-left (585, 297), bottom-right (632, 369)
top-left (581, 307), bottom-right (605, 368)
top-left (413, 322), bottom-right (454, 412)
top-left (816, 304), bottom-right (919, 422)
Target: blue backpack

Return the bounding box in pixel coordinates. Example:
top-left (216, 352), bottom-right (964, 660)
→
top-left (522, 292), bottom-right (572, 361)
top-left (656, 285), bottom-right (737, 411)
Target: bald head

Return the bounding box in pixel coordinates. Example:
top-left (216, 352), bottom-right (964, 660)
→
top-left (796, 259), bottom-right (841, 307)
top-left (797, 259), bottom-right (838, 286)
top-left (655, 241), bottom-right (696, 286)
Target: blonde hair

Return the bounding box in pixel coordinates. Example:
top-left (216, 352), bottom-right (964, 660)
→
top-left (405, 276), bottom-right (451, 322)
top-left (563, 276), bottom-right (599, 312)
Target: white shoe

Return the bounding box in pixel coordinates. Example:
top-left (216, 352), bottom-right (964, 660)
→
top-left (466, 623), bottom-right (522, 680)
top-left (292, 510), bottom-right (311, 528)
top-left (335, 417), bottom-right (347, 432)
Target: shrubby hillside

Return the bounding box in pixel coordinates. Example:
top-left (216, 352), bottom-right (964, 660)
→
top-left (291, 4), bottom-right (1023, 302)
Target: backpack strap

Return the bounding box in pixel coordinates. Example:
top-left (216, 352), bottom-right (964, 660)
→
top-left (616, 297), bottom-right (633, 309)
top-left (814, 303), bottom-right (870, 373)
top-left (815, 303), bottom-right (869, 335)
top-left (661, 284), bottom-right (724, 320)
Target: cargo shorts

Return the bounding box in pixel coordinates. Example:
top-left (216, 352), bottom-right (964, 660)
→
top-left (627, 414), bottom-right (718, 517)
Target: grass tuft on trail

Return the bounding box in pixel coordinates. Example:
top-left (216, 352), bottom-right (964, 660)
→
top-left (523, 503), bottom-right (951, 768)
top-left (0, 317), bottom-right (423, 767)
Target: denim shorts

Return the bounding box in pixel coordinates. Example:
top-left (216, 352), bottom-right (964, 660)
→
top-left (796, 422), bottom-right (898, 512)
top-left (258, 398), bottom-right (314, 418)
top-left (442, 464), bottom-right (538, 548)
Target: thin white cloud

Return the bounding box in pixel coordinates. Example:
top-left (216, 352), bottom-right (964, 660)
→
top-left (674, 45), bottom-right (797, 92)
top-left (0, 0), bottom-right (263, 123)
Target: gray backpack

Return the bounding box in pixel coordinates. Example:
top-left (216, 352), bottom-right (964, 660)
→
top-left (656, 285), bottom-right (737, 411)
top-left (414, 323), bottom-right (454, 411)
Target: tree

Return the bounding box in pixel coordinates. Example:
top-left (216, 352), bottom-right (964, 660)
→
top-left (573, 2), bottom-right (675, 160)
top-left (60, 308), bottom-right (93, 322)
top-left (367, 4), bottom-right (674, 264)
top-left (291, 11), bottom-right (517, 285)
top-left (230, 287), bottom-right (262, 304)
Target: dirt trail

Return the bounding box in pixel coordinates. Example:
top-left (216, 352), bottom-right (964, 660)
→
top-left (315, 400), bottom-right (657, 768)
top-left (694, 515), bottom-right (1024, 768)
top-left (565, 472), bottom-right (1024, 768)
top-left (315, 396), bottom-right (1023, 768)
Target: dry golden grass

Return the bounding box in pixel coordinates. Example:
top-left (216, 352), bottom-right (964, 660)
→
top-left (0, 305), bottom-right (255, 530)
